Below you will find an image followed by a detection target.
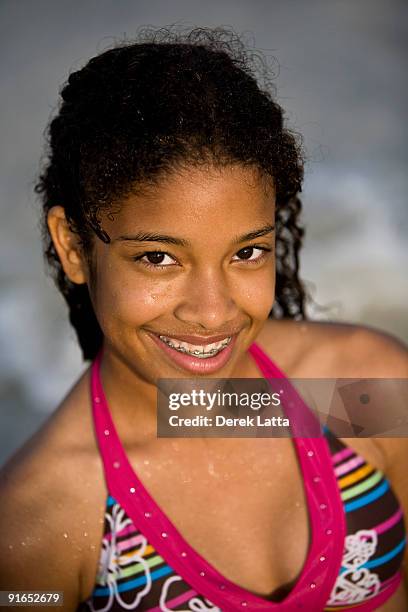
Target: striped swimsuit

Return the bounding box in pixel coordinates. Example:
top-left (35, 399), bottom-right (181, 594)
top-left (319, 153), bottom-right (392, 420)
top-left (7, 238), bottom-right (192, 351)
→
top-left (78, 343), bottom-right (406, 611)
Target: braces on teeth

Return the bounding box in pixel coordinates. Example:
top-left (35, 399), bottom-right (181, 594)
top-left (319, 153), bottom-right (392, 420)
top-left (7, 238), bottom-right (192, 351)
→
top-left (159, 335), bottom-right (231, 358)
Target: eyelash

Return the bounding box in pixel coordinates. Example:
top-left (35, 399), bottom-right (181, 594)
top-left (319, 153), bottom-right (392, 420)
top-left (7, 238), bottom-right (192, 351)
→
top-left (132, 246), bottom-right (272, 270)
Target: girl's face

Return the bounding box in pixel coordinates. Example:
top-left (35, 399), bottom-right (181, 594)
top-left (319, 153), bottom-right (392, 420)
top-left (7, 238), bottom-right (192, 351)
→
top-left (90, 164), bottom-right (275, 383)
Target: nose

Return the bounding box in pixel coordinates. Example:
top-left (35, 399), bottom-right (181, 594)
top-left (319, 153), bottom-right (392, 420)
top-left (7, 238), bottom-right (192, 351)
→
top-left (173, 268), bottom-right (241, 330)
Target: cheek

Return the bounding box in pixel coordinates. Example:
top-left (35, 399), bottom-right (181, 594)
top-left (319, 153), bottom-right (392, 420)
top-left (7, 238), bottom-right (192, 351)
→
top-left (235, 266), bottom-right (276, 318)
top-left (93, 266), bottom-right (175, 328)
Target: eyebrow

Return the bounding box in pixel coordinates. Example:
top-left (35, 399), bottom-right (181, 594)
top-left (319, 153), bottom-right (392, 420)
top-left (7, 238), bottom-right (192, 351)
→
top-left (115, 224), bottom-right (275, 247)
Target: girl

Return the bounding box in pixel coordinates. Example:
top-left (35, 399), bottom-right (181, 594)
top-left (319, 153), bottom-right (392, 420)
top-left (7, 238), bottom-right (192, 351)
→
top-left (1, 29), bottom-right (407, 612)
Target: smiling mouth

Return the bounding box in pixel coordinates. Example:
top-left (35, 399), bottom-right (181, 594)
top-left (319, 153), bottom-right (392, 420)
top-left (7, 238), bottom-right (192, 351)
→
top-left (157, 335), bottom-right (232, 358)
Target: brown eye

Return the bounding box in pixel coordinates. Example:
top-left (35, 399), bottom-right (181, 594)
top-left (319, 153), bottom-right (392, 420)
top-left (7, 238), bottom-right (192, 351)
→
top-left (232, 246), bottom-right (271, 264)
top-left (237, 247), bottom-right (255, 260)
top-left (146, 252), bottom-right (166, 264)
top-left (133, 251), bottom-right (176, 269)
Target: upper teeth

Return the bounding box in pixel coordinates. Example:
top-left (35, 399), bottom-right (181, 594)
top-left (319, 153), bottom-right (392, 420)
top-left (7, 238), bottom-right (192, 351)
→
top-left (158, 335), bottom-right (232, 357)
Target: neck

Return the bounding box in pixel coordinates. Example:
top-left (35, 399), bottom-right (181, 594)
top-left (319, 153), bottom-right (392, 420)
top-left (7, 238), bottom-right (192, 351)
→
top-left (97, 340), bottom-right (266, 443)
top-left (99, 344), bottom-right (158, 442)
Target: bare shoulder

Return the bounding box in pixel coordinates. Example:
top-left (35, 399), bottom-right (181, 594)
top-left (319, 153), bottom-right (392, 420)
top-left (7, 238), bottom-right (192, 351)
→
top-left (329, 320), bottom-right (408, 377)
top-left (257, 318), bottom-right (408, 378)
top-left (0, 365), bottom-right (106, 609)
top-left (257, 317), bottom-right (408, 472)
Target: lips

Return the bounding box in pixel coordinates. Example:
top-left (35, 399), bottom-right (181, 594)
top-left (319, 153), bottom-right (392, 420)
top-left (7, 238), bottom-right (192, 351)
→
top-left (159, 334), bottom-right (231, 356)
top-left (151, 332), bottom-right (237, 345)
top-left (146, 330), bottom-right (239, 374)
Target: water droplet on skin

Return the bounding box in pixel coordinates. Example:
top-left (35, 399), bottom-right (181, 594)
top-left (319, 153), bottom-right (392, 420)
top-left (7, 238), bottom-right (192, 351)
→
top-left (208, 462), bottom-right (218, 476)
top-left (84, 532), bottom-right (88, 537)
top-left (143, 459), bottom-right (150, 465)
top-left (8, 544), bottom-right (13, 549)
top-left (21, 541), bottom-right (26, 546)
top-left (63, 533), bottom-right (68, 539)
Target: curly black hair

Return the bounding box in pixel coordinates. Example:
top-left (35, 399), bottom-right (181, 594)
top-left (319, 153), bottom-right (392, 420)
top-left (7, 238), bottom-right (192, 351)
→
top-left (35, 27), bottom-right (307, 362)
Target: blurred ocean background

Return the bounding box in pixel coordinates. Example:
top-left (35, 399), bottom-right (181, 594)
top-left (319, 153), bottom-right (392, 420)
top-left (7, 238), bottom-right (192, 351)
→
top-left (1, 0), bottom-right (407, 465)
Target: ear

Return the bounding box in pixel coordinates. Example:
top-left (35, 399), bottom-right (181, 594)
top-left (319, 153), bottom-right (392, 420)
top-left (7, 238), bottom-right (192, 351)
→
top-left (47, 206), bottom-right (89, 284)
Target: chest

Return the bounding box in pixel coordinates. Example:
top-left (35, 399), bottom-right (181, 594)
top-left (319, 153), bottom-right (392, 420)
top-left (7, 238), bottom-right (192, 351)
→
top-left (77, 430), bottom-right (404, 612)
top-left (80, 438), bottom-right (312, 601)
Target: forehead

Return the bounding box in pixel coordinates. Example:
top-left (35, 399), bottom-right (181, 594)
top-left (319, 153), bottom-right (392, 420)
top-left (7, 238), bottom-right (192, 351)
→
top-left (102, 164), bottom-right (275, 239)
